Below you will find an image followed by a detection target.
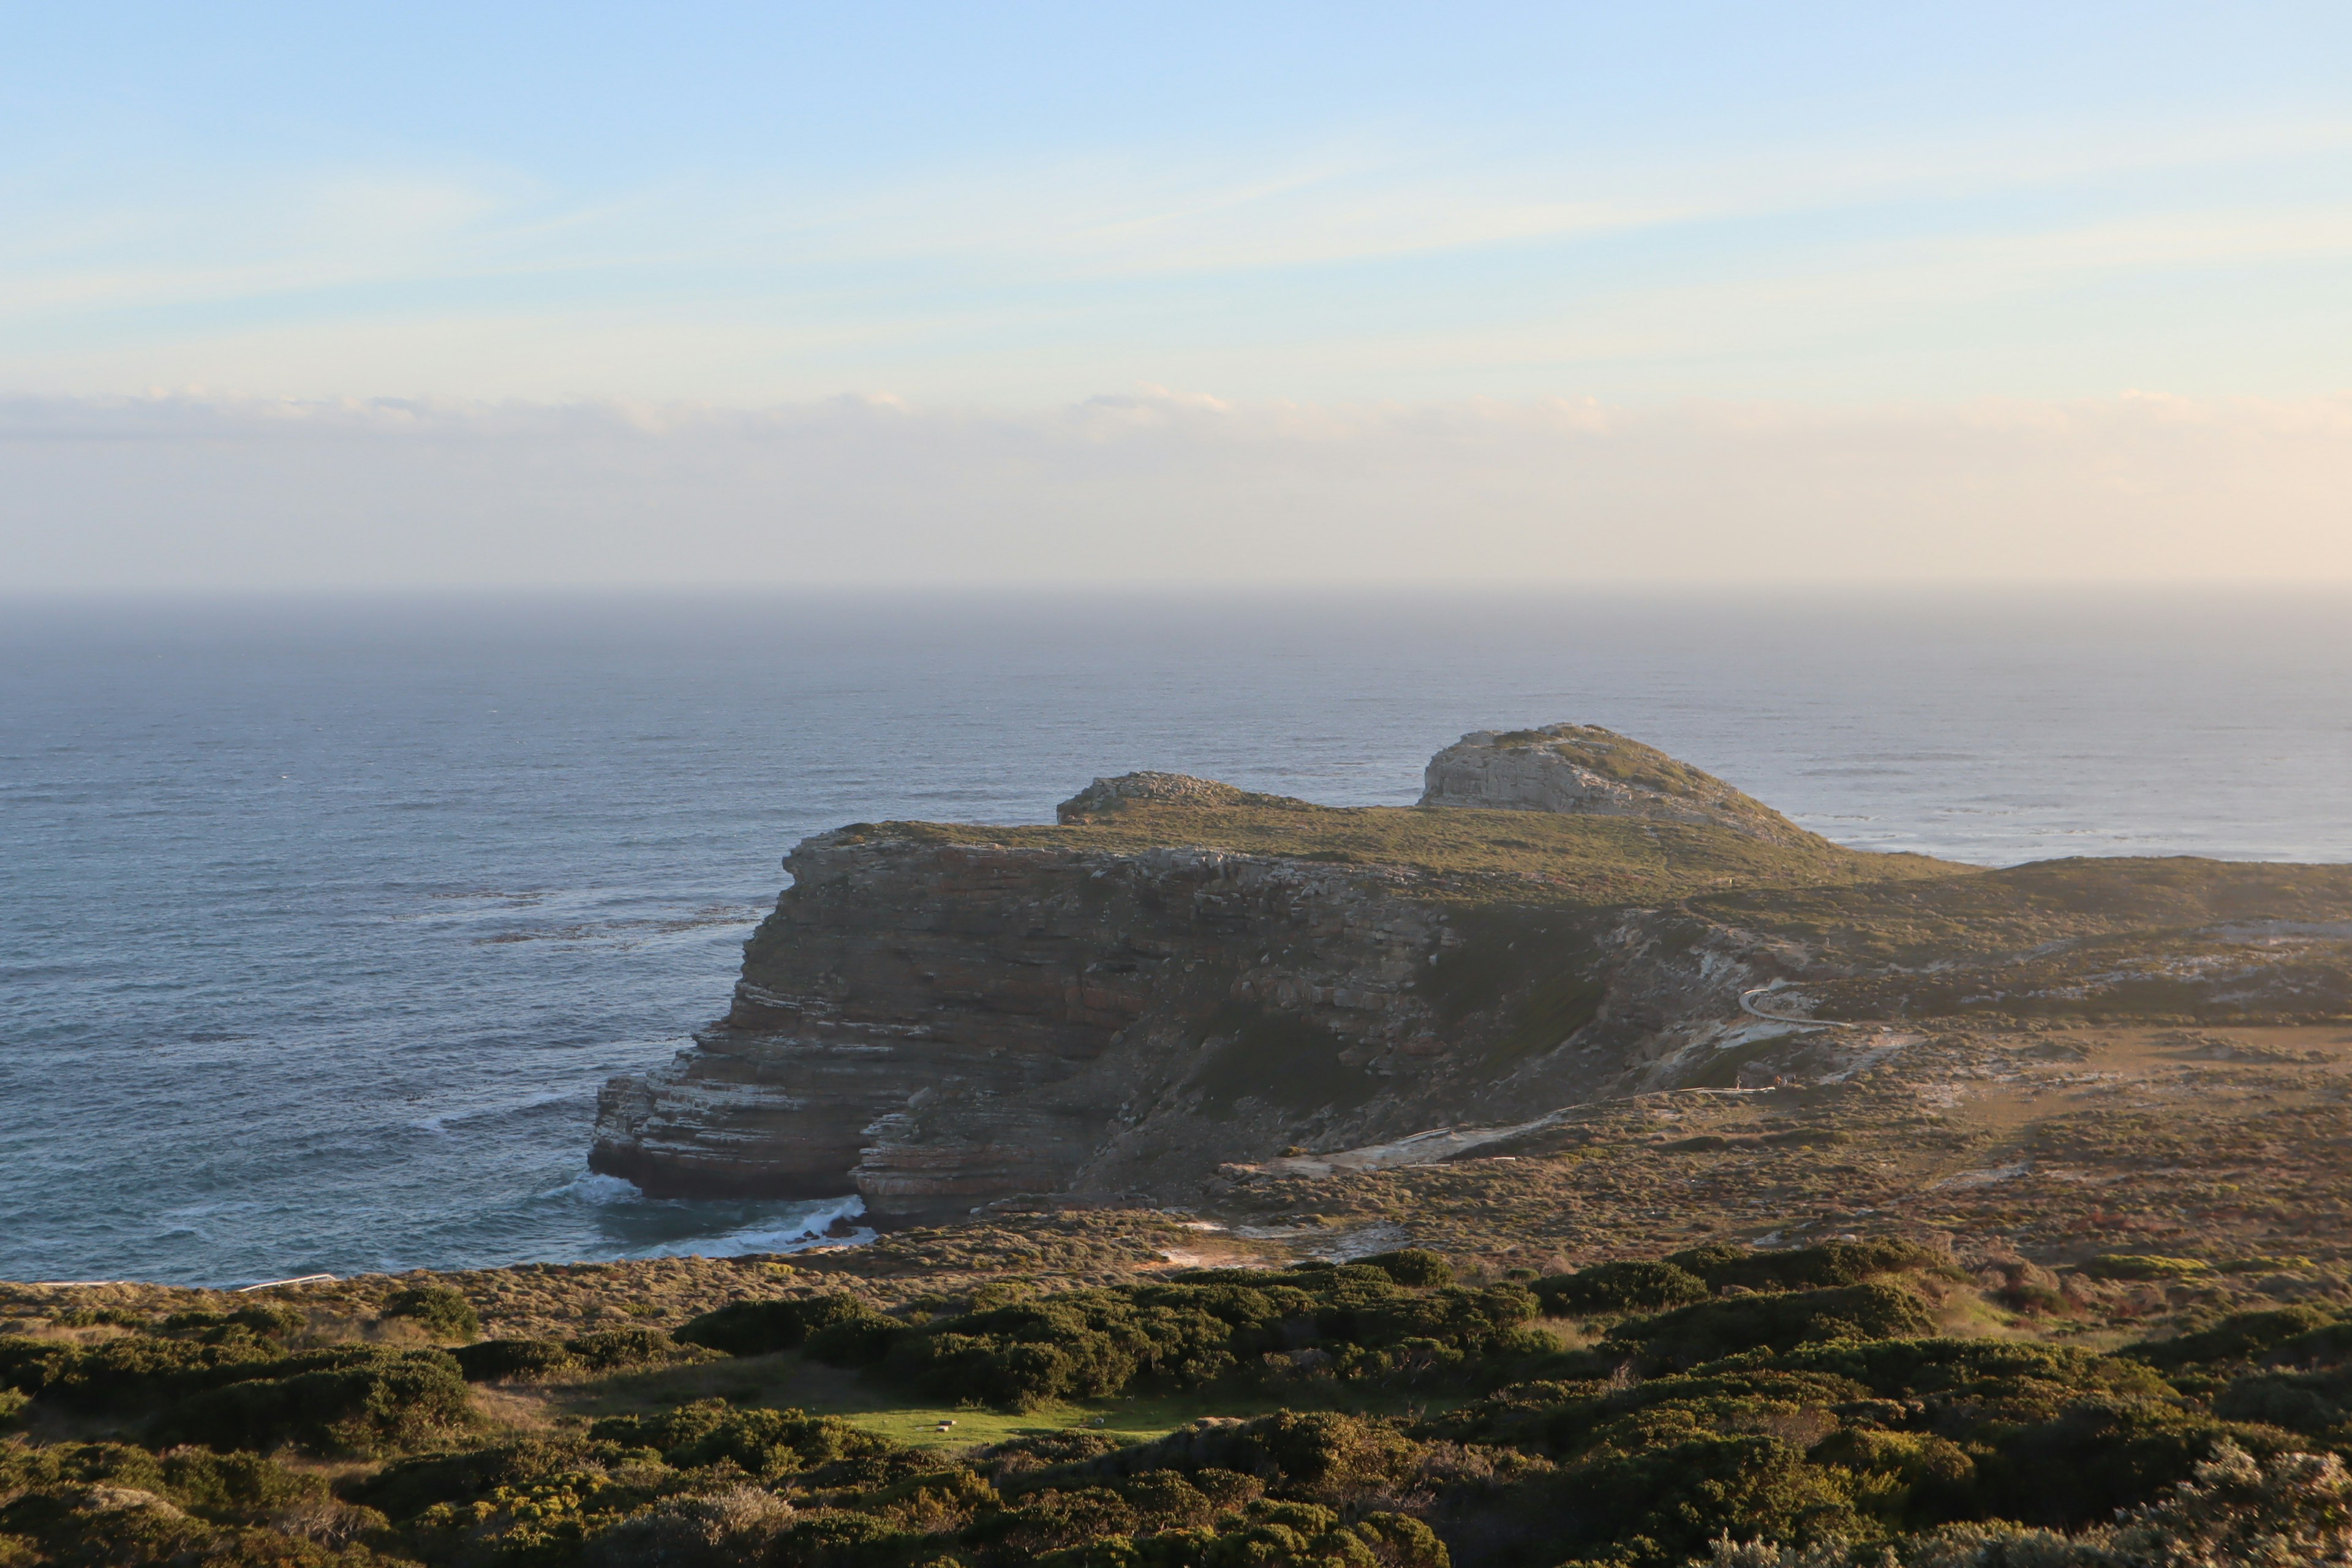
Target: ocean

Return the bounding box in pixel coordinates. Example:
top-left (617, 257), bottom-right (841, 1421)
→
top-left (4, 589), bottom-right (2349, 1287)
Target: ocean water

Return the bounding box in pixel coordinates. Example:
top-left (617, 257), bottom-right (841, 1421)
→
top-left (4, 589), bottom-right (2349, 1287)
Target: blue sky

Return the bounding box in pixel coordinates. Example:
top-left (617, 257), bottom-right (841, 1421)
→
top-left (9, 2), bottom-right (2352, 405)
top-left (7, 5), bottom-right (2352, 589)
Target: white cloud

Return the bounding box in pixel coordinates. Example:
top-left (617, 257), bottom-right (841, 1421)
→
top-left (4, 389), bottom-right (2349, 591)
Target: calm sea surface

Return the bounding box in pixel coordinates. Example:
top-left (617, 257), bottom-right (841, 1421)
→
top-left (4, 590), bottom-right (2349, 1286)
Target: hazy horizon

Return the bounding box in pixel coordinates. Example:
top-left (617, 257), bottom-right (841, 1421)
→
top-left (6, 5), bottom-right (2350, 589)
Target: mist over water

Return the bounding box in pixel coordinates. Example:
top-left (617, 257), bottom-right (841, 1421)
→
top-left (4, 589), bottom-right (2348, 1286)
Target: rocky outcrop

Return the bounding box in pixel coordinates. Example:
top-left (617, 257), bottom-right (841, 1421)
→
top-left (1057, 774), bottom-right (1293, 821)
top-left (589, 726), bottom-right (1864, 1225)
top-left (590, 833), bottom-right (1568, 1224)
top-left (1420, 724), bottom-right (1808, 844)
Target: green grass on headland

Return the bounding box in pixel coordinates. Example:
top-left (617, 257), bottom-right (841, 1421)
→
top-left (851, 800), bottom-right (1958, 907)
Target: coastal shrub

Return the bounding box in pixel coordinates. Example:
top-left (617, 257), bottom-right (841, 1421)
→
top-left (1972, 1393), bottom-right (2276, 1529)
top-left (1427, 1365), bottom-right (1870, 1460)
top-left (862, 1272), bottom-right (1548, 1411)
top-left (884, 1291), bottom-right (1235, 1409)
top-left (767, 1509), bottom-right (913, 1568)
top-left (0, 1331), bottom-right (283, 1408)
top-left (1534, 1260), bottom-right (1709, 1317)
top-left (383, 1283), bottom-right (480, 1343)
top-left (2086, 1253), bottom-right (2211, 1281)
top-left (1356, 1248), bottom-right (1455, 1288)
top-left (2213, 1362), bottom-right (2352, 1434)
top-left (1544, 1431), bottom-right (1868, 1564)
top-left (351, 1433), bottom-right (616, 1523)
top-left (1083, 1412), bottom-right (1422, 1502)
top-left (2127, 1303), bottom-right (2346, 1373)
top-left (1026, 1502), bottom-right (1447, 1568)
top-left (1809, 1427), bottom-right (1977, 1525)
top-left (591, 1399), bottom-right (904, 1479)
top-left (676, 1292), bottom-right (880, 1357)
top-left (1608, 1282), bottom-right (1937, 1370)
top-left (0, 1441), bottom-right (323, 1522)
top-left (564, 1325), bottom-right (701, 1372)
top-left (153, 1346), bottom-right (474, 1457)
top-left (451, 1337), bottom-right (576, 1382)
top-left (805, 1304), bottom-right (911, 1370)
top-left (162, 1304), bottom-right (307, 1343)
top-left (1778, 1336), bottom-right (2176, 1428)
top-left (1667, 1240), bottom-right (1946, 1294)
top-left (584, 1485), bottom-right (799, 1568)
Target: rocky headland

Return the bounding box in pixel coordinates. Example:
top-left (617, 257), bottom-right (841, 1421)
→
top-left (590, 724), bottom-right (2352, 1226)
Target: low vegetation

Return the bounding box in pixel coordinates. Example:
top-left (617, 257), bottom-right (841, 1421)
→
top-left (851, 800), bottom-right (1953, 908)
top-left (12, 1234), bottom-right (2352, 1566)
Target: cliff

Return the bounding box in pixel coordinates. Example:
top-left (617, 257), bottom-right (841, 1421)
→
top-left (590, 728), bottom-right (2352, 1226)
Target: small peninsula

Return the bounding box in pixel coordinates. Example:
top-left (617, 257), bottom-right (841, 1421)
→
top-left (13, 726), bottom-right (2352, 1568)
top-left (590, 724), bottom-right (2352, 1225)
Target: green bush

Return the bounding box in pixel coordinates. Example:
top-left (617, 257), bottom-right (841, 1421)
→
top-left (1667, 1240), bottom-right (1945, 1294)
top-left (153, 1346), bottom-right (475, 1457)
top-left (1609, 1282), bottom-right (1938, 1370)
top-left (676, 1292), bottom-right (881, 1357)
top-left (2128, 1304), bottom-right (2346, 1372)
top-left (451, 1337), bottom-right (576, 1382)
top-left (383, 1283), bottom-right (481, 1343)
top-left (564, 1326), bottom-right (699, 1372)
top-left (1085, 1412), bottom-right (1422, 1502)
top-left (2086, 1253), bottom-right (2212, 1281)
top-left (0, 1440), bottom-right (325, 1523)
top-left (2213, 1363), bottom-right (2352, 1434)
top-left (160, 1304), bottom-right (306, 1343)
top-left (0, 1331), bottom-right (281, 1408)
top-left (805, 1305), bottom-right (911, 1370)
top-left (1534, 1260), bottom-right (1709, 1317)
top-left (590, 1399), bottom-right (903, 1479)
top-left (1354, 1249), bottom-right (1455, 1288)
top-left (351, 1433), bottom-right (613, 1523)
top-left (859, 1272), bottom-right (1547, 1412)
top-left (1558, 1429), bottom-right (1869, 1563)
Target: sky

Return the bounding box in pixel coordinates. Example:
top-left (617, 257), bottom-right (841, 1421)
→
top-left (5, 2), bottom-right (2351, 588)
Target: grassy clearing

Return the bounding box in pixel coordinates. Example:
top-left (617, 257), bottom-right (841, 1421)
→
top-left (528, 1346), bottom-right (1447, 1452)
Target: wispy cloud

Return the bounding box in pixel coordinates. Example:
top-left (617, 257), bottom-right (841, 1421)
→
top-left (7, 109), bottom-right (2351, 404)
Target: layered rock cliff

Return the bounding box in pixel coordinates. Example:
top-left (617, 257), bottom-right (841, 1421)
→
top-left (590, 726), bottom-right (2352, 1226)
top-left (589, 729), bottom-right (1864, 1224)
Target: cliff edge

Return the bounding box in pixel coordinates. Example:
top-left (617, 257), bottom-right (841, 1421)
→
top-left (590, 726), bottom-right (2352, 1226)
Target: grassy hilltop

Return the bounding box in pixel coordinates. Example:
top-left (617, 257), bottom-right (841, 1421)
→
top-left (13, 754), bottom-right (2352, 1566)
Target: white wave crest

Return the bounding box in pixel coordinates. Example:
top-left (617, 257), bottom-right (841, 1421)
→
top-left (634, 1195), bottom-right (872, 1259)
top-left (542, 1171), bottom-right (644, 1205)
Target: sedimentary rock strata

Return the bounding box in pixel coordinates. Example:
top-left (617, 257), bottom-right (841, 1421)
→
top-left (590, 726), bottom-right (2352, 1226)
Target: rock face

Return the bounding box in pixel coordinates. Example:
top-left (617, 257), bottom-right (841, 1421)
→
top-left (587, 730), bottom-right (1823, 1227)
top-left (591, 833), bottom-right (1605, 1226)
top-left (1420, 724), bottom-right (1808, 845)
top-left (589, 725), bottom-right (2352, 1225)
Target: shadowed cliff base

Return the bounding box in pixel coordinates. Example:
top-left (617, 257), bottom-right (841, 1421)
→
top-left (589, 726), bottom-right (2352, 1229)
